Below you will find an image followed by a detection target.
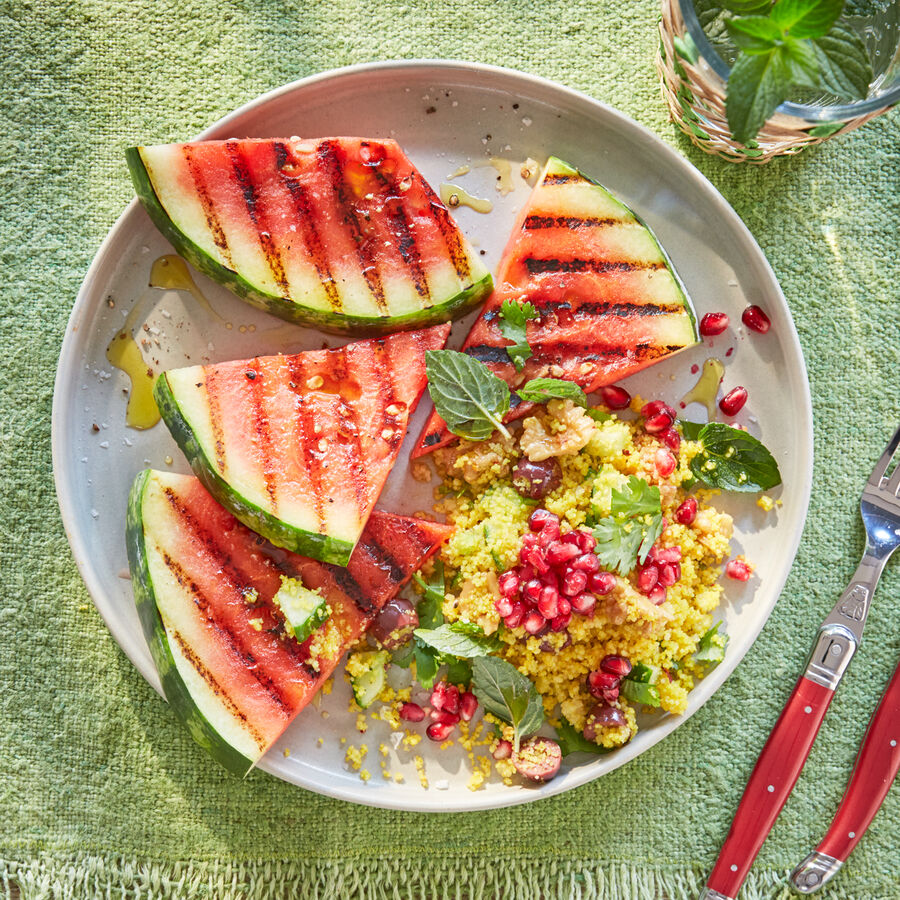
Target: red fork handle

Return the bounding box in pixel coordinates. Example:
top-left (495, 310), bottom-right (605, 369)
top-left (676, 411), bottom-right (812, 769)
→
top-left (704, 676), bottom-right (835, 899)
top-left (818, 655), bottom-right (900, 861)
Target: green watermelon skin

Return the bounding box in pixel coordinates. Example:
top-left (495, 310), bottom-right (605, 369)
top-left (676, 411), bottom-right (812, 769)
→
top-left (412, 156), bottom-right (699, 457)
top-left (126, 139), bottom-right (492, 335)
top-left (127, 470), bottom-right (453, 775)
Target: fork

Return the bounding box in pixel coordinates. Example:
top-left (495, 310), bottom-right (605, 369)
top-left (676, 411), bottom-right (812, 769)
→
top-left (699, 423), bottom-right (900, 900)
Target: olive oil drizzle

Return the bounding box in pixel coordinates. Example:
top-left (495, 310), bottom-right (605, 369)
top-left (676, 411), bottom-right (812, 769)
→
top-left (105, 297), bottom-right (160, 430)
top-left (439, 183), bottom-right (493, 214)
top-left (149, 254), bottom-right (223, 322)
top-left (680, 357), bottom-right (725, 420)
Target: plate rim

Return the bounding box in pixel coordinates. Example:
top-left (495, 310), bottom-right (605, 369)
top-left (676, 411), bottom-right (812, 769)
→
top-left (52, 58), bottom-right (814, 812)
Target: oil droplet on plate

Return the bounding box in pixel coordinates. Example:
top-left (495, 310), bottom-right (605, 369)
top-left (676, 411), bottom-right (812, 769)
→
top-left (481, 158), bottom-right (515, 195)
top-left (105, 329), bottom-right (160, 429)
top-left (439, 183), bottom-right (493, 214)
top-left (680, 358), bottom-right (724, 420)
top-left (149, 255), bottom-right (223, 321)
top-left (447, 164), bottom-right (470, 179)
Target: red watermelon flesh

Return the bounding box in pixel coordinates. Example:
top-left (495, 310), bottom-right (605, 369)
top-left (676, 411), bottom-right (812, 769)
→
top-left (411, 157), bottom-right (698, 457)
top-left (129, 469), bottom-right (453, 774)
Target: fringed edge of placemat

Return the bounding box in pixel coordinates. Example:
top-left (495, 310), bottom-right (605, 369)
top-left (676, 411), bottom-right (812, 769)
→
top-left (4, 854), bottom-right (896, 900)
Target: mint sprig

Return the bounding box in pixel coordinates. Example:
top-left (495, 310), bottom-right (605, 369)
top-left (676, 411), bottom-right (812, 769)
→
top-left (471, 656), bottom-right (544, 754)
top-left (721, 0), bottom-right (873, 144)
top-left (498, 299), bottom-right (539, 371)
top-left (684, 422), bottom-right (781, 492)
top-left (516, 377), bottom-right (588, 408)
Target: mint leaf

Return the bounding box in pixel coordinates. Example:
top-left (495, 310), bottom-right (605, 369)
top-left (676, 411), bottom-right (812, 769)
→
top-left (726, 48), bottom-right (791, 144)
top-left (444, 656), bottom-right (473, 686)
top-left (621, 678), bottom-right (662, 707)
top-left (812, 24), bottom-right (873, 98)
top-left (726, 15), bottom-right (782, 52)
top-left (781, 34), bottom-right (822, 86)
top-left (555, 718), bottom-right (614, 756)
top-left (498, 299), bottom-right (539, 371)
top-left (593, 477), bottom-right (664, 575)
top-left (426, 350), bottom-right (511, 441)
top-left (471, 656), bottom-right (544, 754)
top-left (693, 621), bottom-right (730, 667)
top-left (516, 377), bottom-right (588, 408)
top-left (678, 420), bottom-right (704, 441)
top-left (689, 423), bottom-right (782, 491)
top-left (414, 645), bottom-right (440, 690)
top-left (413, 623), bottom-right (502, 658)
top-left (770, 0), bottom-right (843, 39)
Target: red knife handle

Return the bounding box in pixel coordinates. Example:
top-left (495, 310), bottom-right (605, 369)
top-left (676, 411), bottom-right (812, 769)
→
top-left (817, 655), bottom-right (900, 861)
top-left (705, 676), bottom-right (835, 898)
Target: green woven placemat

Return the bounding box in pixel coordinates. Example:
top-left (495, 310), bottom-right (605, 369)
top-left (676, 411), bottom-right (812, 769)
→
top-left (2, 1), bottom-right (899, 898)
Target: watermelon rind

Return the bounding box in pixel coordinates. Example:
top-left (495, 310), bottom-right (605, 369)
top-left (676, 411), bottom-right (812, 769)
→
top-left (126, 469), bottom-right (254, 776)
top-left (153, 373), bottom-right (356, 567)
top-left (125, 146), bottom-right (493, 336)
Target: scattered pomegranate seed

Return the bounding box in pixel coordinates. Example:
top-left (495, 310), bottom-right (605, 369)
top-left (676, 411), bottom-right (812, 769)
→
top-left (524, 547), bottom-right (550, 574)
top-left (641, 400), bottom-right (667, 419)
top-left (459, 691), bottom-right (478, 722)
top-left (588, 670), bottom-right (620, 699)
top-left (661, 428), bottom-right (681, 452)
top-left (638, 565), bottom-right (659, 594)
top-left (699, 311), bottom-right (729, 336)
top-left (540, 568), bottom-right (559, 589)
top-left (431, 682), bottom-right (460, 715)
top-left (498, 570), bottom-right (519, 597)
top-left (719, 386), bottom-right (748, 417)
top-left (659, 563), bottom-right (678, 587)
top-left (589, 571), bottom-right (616, 595)
top-left (599, 384), bottom-right (631, 409)
top-left (529, 508), bottom-right (558, 532)
top-left (644, 412), bottom-right (673, 434)
top-left (399, 702), bottom-right (426, 722)
top-left (675, 497), bottom-right (697, 525)
top-left (495, 596), bottom-right (514, 618)
top-left (600, 655), bottom-right (632, 678)
top-left (649, 584), bottom-right (668, 605)
top-left (492, 739), bottom-right (513, 760)
top-left (521, 532), bottom-right (538, 551)
top-left (571, 552), bottom-right (600, 574)
top-left (652, 546), bottom-right (682, 564)
top-left (570, 592), bottom-right (596, 616)
top-left (742, 305), bottom-right (771, 333)
top-left (547, 541), bottom-right (580, 566)
top-left (426, 713), bottom-right (459, 742)
top-left (726, 558), bottom-right (753, 581)
top-left (655, 448), bottom-right (677, 478)
top-left (602, 685), bottom-right (620, 703)
top-left (523, 611), bottom-right (547, 635)
top-left (537, 586), bottom-right (560, 619)
top-left (561, 569), bottom-right (588, 597)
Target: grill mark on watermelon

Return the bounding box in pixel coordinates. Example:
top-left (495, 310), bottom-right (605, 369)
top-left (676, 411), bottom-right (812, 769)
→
top-left (331, 347), bottom-right (368, 521)
top-left (325, 565), bottom-right (377, 617)
top-left (464, 345), bottom-right (517, 365)
top-left (525, 258), bottom-right (665, 275)
top-left (530, 342), bottom-right (676, 362)
top-left (354, 534), bottom-right (406, 590)
top-left (165, 624), bottom-right (268, 751)
top-left (287, 355), bottom-right (326, 534)
top-left (200, 371), bottom-right (227, 474)
top-left (273, 141), bottom-right (343, 314)
top-left (244, 359), bottom-right (278, 511)
top-left (159, 549), bottom-right (296, 717)
top-left (317, 140), bottom-right (389, 315)
top-left (375, 338), bottom-right (401, 452)
top-left (524, 215), bottom-right (621, 230)
top-left (226, 141), bottom-right (291, 298)
top-left (182, 145), bottom-right (233, 267)
top-left (565, 299), bottom-right (683, 318)
top-left (417, 176), bottom-right (472, 283)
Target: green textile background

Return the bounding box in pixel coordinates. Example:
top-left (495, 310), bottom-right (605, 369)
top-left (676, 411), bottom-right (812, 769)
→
top-left (2, 1), bottom-right (899, 897)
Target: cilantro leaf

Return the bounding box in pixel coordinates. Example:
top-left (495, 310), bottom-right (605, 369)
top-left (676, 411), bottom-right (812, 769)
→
top-left (414, 646), bottom-right (440, 690)
top-left (497, 299), bottom-right (539, 371)
top-left (516, 377), bottom-right (588, 408)
top-left (471, 656), bottom-right (544, 754)
top-left (693, 621), bottom-right (730, 667)
top-left (412, 562), bottom-right (445, 629)
top-left (425, 350), bottom-right (511, 441)
top-left (593, 477), bottom-right (664, 575)
top-left (555, 717), bottom-right (615, 757)
top-left (592, 518), bottom-right (645, 576)
top-left (611, 476), bottom-right (662, 517)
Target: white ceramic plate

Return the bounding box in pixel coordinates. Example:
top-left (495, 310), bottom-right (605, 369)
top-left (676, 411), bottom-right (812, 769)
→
top-left (52, 60), bottom-right (813, 811)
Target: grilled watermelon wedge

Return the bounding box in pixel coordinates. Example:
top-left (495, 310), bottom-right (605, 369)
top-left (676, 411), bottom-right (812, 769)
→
top-left (412, 157), bottom-right (699, 457)
top-left (155, 325), bottom-right (449, 565)
top-left (126, 137), bottom-right (492, 335)
top-left (127, 469), bottom-right (453, 775)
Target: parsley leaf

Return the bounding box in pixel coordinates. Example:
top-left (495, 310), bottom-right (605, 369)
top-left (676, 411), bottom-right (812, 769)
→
top-left (471, 656), bottom-right (544, 754)
top-left (593, 477), bottom-right (664, 575)
top-left (497, 299), bottom-right (539, 371)
top-left (425, 350), bottom-right (511, 441)
top-left (516, 377), bottom-right (588, 408)
top-left (693, 621), bottom-right (730, 667)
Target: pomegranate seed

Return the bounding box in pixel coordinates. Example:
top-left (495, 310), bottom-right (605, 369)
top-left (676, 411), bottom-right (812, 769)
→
top-left (431, 682), bottom-right (460, 715)
top-left (659, 563), bottom-right (678, 587)
top-left (538, 521), bottom-right (560, 547)
top-left (561, 531), bottom-right (581, 546)
top-left (644, 412), bottom-right (673, 434)
top-left (498, 570), bottom-right (519, 597)
top-left (588, 670), bottom-right (620, 699)
top-left (529, 508), bottom-right (558, 532)
top-left (600, 655), bottom-right (632, 678)
top-left (742, 305), bottom-right (771, 333)
top-left (521, 533), bottom-right (538, 551)
top-left (655, 448), bottom-right (677, 478)
top-left (495, 596), bottom-right (514, 617)
top-left (675, 497), bottom-right (697, 525)
top-left (537, 586), bottom-right (560, 619)
top-left (638, 565), bottom-right (659, 593)
top-left (661, 428), bottom-right (681, 452)
top-left (654, 546), bottom-right (682, 563)
top-left (649, 584), bottom-right (668, 605)
top-left (459, 691), bottom-right (478, 721)
top-left (599, 384), bottom-right (631, 409)
top-left (726, 558), bottom-right (753, 581)
top-left (602, 685), bottom-right (620, 703)
top-left (571, 552), bottom-right (600, 574)
top-left (540, 568), bottom-right (559, 589)
top-left (641, 400), bottom-right (666, 419)
top-left (561, 569), bottom-right (588, 597)
top-left (426, 713), bottom-right (459, 742)
top-left (589, 571), bottom-right (616, 595)
top-left (699, 311), bottom-right (729, 336)
top-left (551, 607), bottom-right (572, 632)
top-left (504, 601), bottom-right (526, 629)
top-left (525, 548), bottom-right (549, 574)
top-left (523, 579), bottom-right (542, 603)
top-left (523, 611), bottom-right (547, 635)
top-left (547, 541), bottom-right (580, 566)
top-left (719, 386), bottom-right (748, 417)
top-left (576, 529), bottom-right (597, 553)
top-left (570, 592), bottom-right (596, 616)
top-left (492, 739), bottom-right (513, 760)
top-left (399, 702), bottom-right (426, 722)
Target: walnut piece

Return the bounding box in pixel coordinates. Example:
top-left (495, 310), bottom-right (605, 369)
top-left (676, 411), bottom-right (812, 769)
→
top-left (519, 399), bottom-right (595, 462)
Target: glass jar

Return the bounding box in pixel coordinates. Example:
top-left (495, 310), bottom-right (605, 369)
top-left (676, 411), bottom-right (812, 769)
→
top-left (657, 0), bottom-right (900, 162)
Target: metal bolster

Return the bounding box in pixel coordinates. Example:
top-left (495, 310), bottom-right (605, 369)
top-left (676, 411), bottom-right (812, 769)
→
top-left (698, 889), bottom-right (733, 900)
top-left (803, 623), bottom-right (858, 690)
top-left (790, 851), bottom-right (843, 893)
